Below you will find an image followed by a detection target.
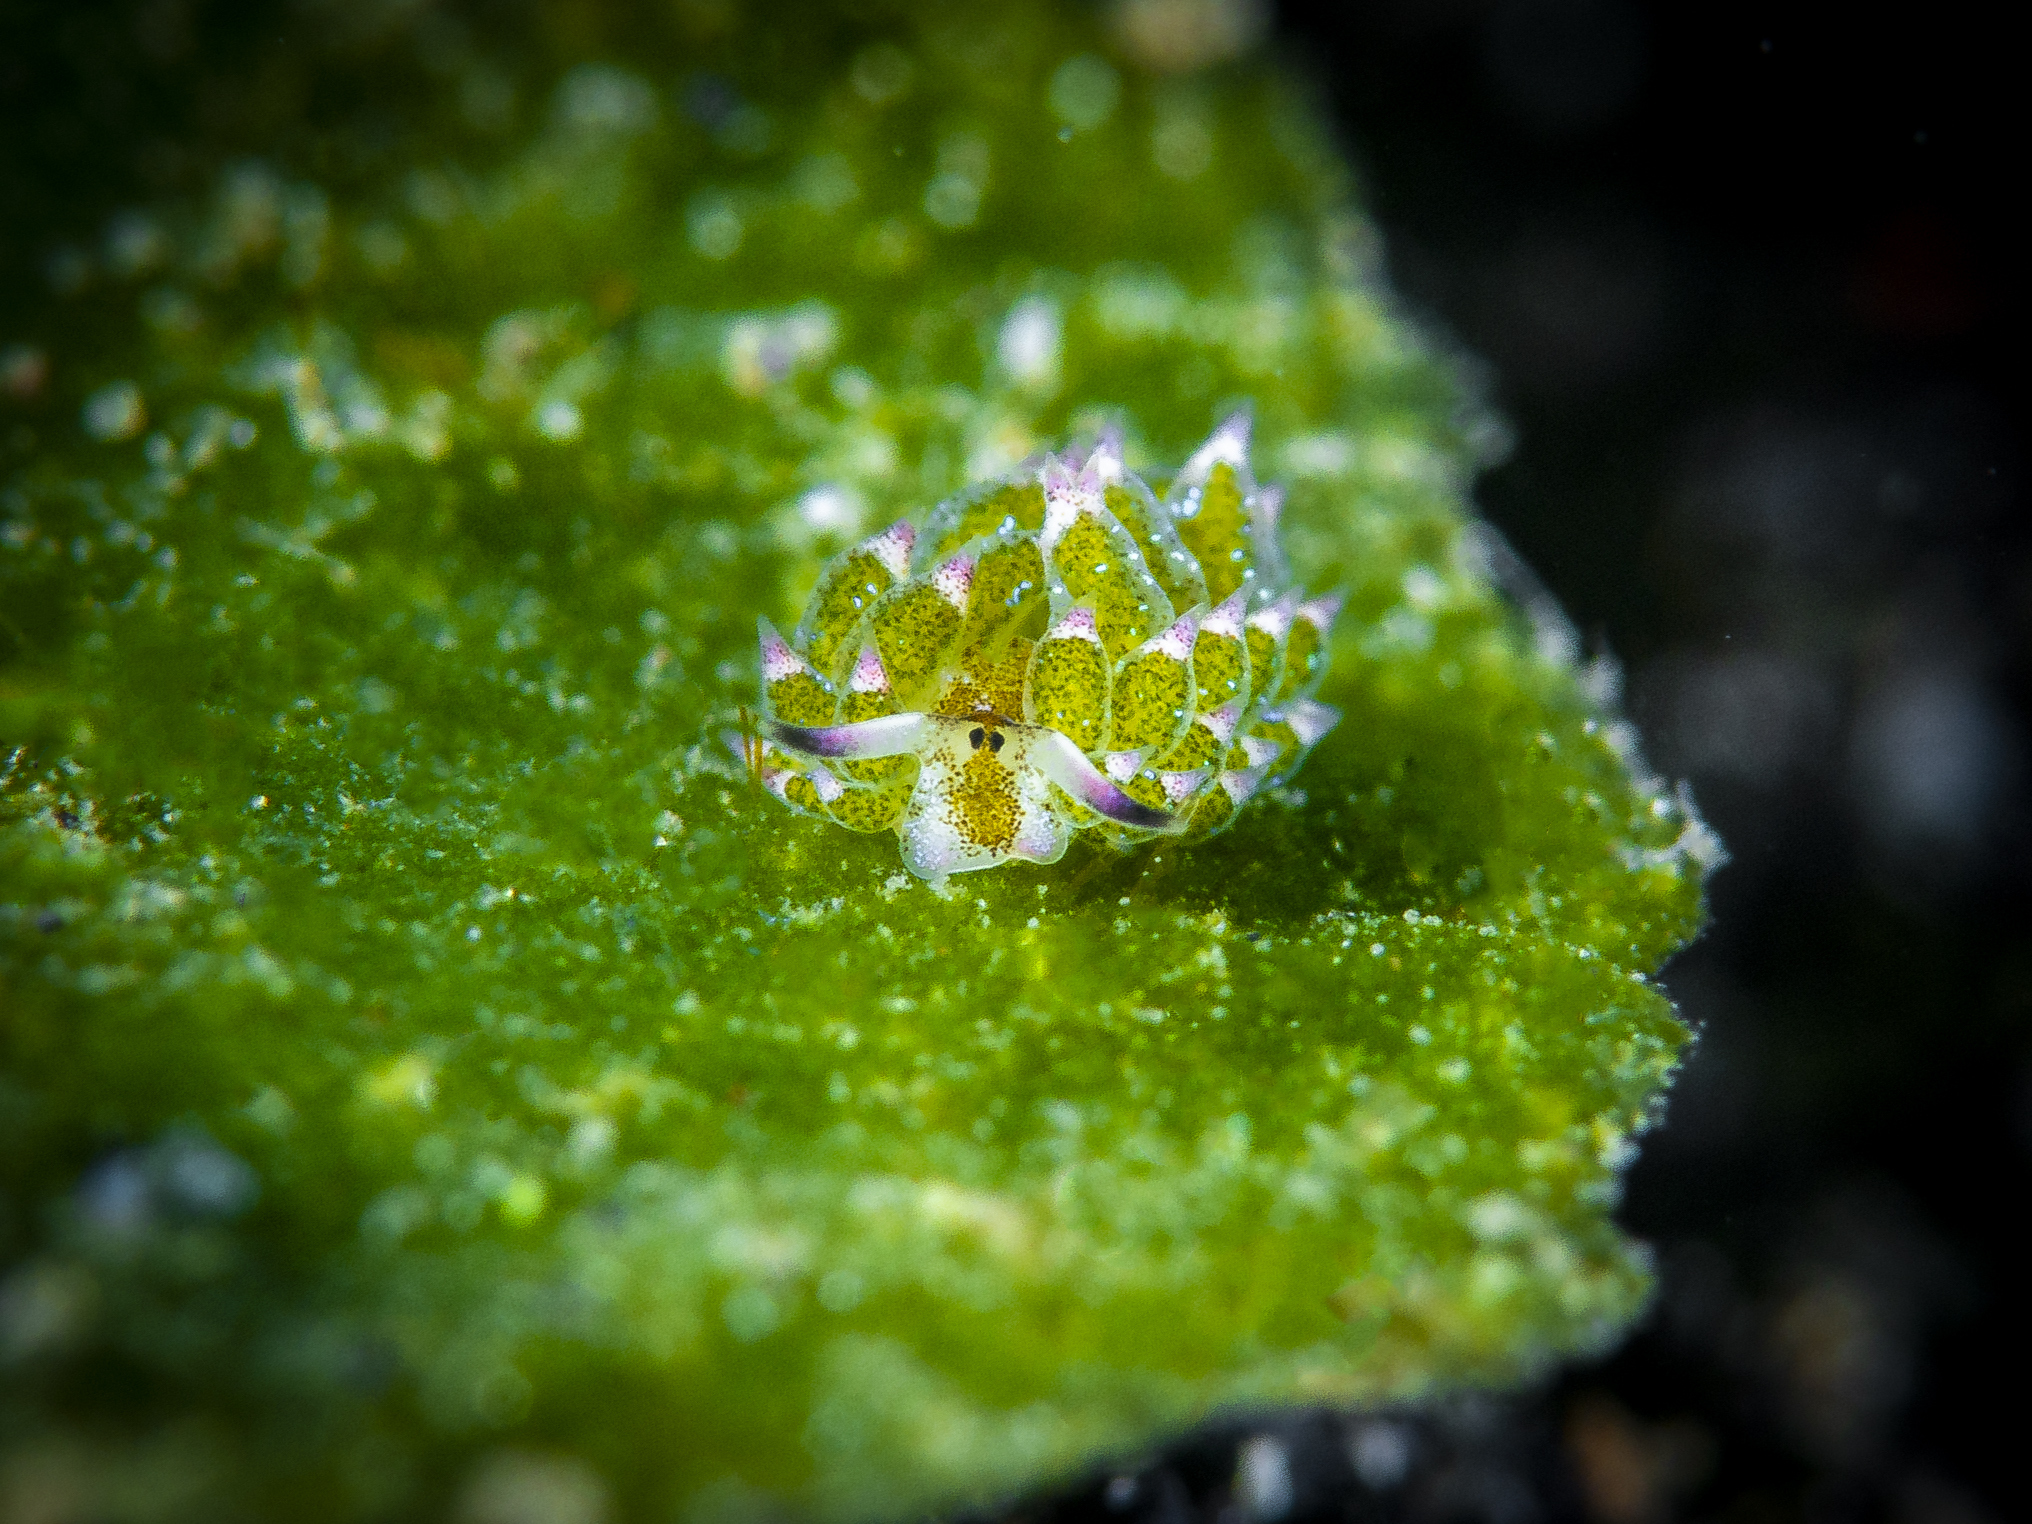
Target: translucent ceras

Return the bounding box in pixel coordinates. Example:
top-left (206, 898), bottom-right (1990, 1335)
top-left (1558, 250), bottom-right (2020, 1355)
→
top-left (736, 412), bottom-right (1342, 879)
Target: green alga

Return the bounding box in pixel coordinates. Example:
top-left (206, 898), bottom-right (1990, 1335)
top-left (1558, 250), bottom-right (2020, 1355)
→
top-left (0, 4), bottom-right (1715, 1519)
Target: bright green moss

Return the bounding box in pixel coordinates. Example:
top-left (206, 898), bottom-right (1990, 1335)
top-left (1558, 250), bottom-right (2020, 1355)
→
top-left (0, 4), bottom-right (1715, 1520)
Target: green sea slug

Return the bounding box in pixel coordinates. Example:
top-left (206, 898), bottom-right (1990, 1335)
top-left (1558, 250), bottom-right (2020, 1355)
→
top-left (748, 413), bottom-right (1341, 877)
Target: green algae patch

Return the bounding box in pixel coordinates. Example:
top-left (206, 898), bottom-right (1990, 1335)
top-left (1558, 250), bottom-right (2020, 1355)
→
top-left (0, 5), bottom-right (1715, 1519)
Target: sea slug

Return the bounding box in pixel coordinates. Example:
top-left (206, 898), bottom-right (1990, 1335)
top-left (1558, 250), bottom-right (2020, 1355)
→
top-left (742, 412), bottom-right (1341, 878)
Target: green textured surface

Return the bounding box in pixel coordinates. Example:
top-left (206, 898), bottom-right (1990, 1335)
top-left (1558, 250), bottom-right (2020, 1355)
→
top-left (0, 5), bottom-right (1714, 1519)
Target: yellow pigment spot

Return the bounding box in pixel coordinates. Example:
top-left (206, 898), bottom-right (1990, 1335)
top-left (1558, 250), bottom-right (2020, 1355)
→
top-left (1105, 481), bottom-right (1207, 613)
top-left (799, 523), bottom-right (913, 677)
top-left (823, 775), bottom-right (914, 832)
top-left (1044, 505), bottom-right (1172, 659)
top-left (1173, 461), bottom-right (1252, 604)
top-left (869, 557), bottom-right (970, 706)
top-left (1243, 597), bottom-right (1294, 706)
top-left (962, 537), bottom-right (1047, 653)
top-left (1110, 626), bottom-right (1196, 753)
top-left (1026, 610), bottom-right (1111, 751)
top-left (922, 479), bottom-right (1047, 561)
top-left (1191, 601), bottom-right (1251, 714)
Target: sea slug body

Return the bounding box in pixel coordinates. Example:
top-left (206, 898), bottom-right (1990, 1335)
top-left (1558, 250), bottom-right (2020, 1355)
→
top-left (739, 411), bottom-right (1343, 879)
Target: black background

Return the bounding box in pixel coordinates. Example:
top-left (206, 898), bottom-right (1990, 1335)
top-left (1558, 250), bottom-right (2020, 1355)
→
top-left (3, 1), bottom-right (2025, 1520)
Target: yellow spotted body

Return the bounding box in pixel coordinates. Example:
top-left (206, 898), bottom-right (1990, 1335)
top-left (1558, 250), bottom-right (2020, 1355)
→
top-left (745, 413), bottom-right (1343, 878)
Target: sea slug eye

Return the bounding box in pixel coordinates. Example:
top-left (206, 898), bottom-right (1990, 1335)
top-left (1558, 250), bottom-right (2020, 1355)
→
top-left (969, 726), bottom-right (986, 749)
top-left (988, 731), bottom-right (1005, 753)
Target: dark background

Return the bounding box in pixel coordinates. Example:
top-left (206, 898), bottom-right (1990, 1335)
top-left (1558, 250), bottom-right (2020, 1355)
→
top-left (1118, 1), bottom-right (2026, 1520)
top-left (4, 1), bottom-right (2025, 1520)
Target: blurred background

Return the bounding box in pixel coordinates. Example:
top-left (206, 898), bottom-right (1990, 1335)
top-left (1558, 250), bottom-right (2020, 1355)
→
top-left (3, 1), bottom-right (2024, 1520)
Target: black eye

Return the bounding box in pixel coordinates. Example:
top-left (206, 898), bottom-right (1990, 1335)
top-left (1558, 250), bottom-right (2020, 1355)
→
top-left (969, 727), bottom-right (985, 749)
top-left (988, 731), bottom-right (1005, 752)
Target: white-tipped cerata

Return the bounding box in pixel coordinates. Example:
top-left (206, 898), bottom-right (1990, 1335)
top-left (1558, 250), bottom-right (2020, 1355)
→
top-left (848, 643), bottom-right (891, 695)
top-left (1046, 604), bottom-right (1103, 643)
top-left (758, 761), bottom-right (798, 806)
top-left (1280, 697), bottom-right (1341, 747)
top-left (1239, 734), bottom-right (1283, 769)
top-left (1102, 749), bottom-right (1145, 784)
top-left (1296, 591), bottom-right (1346, 634)
top-left (1085, 422), bottom-right (1127, 484)
top-left (1040, 456), bottom-right (1106, 546)
top-left (1246, 592), bottom-right (1297, 641)
top-left (1141, 607), bottom-right (1201, 661)
top-left (1199, 700), bottom-right (1245, 746)
top-left (1175, 407), bottom-right (1253, 490)
top-left (1219, 764), bottom-right (1272, 808)
top-left (864, 521), bottom-right (915, 579)
top-left (757, 753), bottom-right (844, 808)
top-left (1201, 588), bottom-right (1248, 639)
top-left (929, 553), bottom-right (975, 610)
top-left (758, 618), bottom-right (807, 683)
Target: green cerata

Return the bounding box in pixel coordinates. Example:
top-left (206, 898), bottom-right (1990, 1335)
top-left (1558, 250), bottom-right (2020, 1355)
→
top-left (744, 411), bottom-right (1342, 878)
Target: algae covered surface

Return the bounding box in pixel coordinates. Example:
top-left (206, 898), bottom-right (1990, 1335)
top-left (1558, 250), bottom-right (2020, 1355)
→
top-left (0, 3), bottom-right (1714, 1518)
